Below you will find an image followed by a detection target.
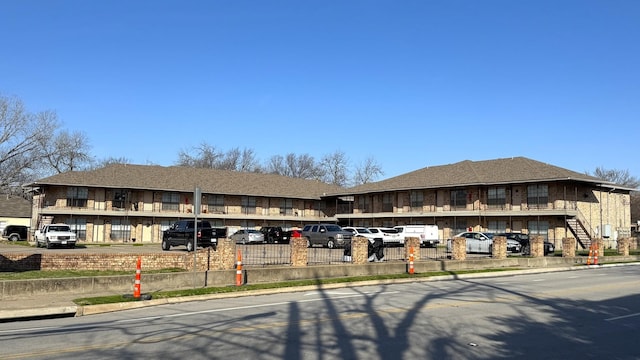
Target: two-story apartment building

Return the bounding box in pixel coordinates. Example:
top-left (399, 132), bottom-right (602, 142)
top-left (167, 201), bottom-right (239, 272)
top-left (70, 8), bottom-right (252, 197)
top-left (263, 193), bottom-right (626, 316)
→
top-left (330, 157), bottom-right (633, 249)
top-left (25, 157), bottom-right (633, 249)
top-left (26, 164), bottom-right (344, 243)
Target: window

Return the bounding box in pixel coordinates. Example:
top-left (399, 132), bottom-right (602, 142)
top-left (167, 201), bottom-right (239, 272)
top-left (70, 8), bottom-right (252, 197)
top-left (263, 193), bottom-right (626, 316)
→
top-left (487, 187), bottom-right (506, 209)
top-left (242, 196), bottom-right (256, 215)
top-left (410, 191), bottom-right (423, 211)
top-left (528, 184), bottom-right (549, 209)
top-left (66, 218), bottom-right (87, 240)
top-left (162, 192), bottom-right (180, 211)
top-left (528, 220), bottom-right (549, 241)
top-left (67, 187), bottom-right (88, 207)
top-left (382, 193), bottom-right (393, 212)
top-left (110, 219), bottom-right (131, 241)
top-left (113, 190), bottom-right (128, 209)
top-left (487, 221), bottom-right (507, 233)
top-left (280, 199), bottom-right (293, 215)
top-left (452, 220), bottom-right (467, 236)
top-left (207, 194), bottom-right (224, 213)
top-left (357, 196), bottom-right (371, 213)
top-left (450, 189), bottom-right (466, 210)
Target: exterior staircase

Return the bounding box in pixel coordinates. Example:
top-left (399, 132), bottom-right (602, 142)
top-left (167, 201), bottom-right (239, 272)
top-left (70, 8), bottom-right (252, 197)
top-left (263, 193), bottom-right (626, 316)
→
top-left (37, 215), bottom-right (55, 230)
top-left (566, 218), bottom-right (592, 249)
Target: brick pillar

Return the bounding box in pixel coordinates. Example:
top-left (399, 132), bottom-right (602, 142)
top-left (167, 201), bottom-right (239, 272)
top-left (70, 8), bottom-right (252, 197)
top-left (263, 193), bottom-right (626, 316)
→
top-left (530, 236), bottom-right (544, 258)
top-left (290, 237), bottom-right (308, 266)
top-left (404, 237), bottom-right (421, 261)
top-left (216, 238), bottom-right (236, 270)
top-left (452, 237), bottom-right (466, 260)
top-left (351, 236), bottom-right (369, 265)
top-left (630, 237), bottom-right (638, 251)
top-left (562, 237), bottom-right (576, 257)
top-left (492, 236), bottom-right (507, 259)
top-left (617, 238), bottom-right (630, 256)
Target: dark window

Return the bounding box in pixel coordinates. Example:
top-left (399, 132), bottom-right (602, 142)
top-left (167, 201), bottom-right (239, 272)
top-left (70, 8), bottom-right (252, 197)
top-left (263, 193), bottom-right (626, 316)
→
top-left (162, 192), bottom-right (180, 211)
top-left (242, 196), bottom-right (257, 215)
top-left (450, 189), bottom-right (466, 210)
top-left (528, 184), bottom-right (549, 209)
top-left (67, 187), bottom-right (88, 208)
top-left (113, 190), bottom-right (128, 209)
top-left (67, 218), bottom-right (86, 240)
top-left (207, 194), bottom-right (224, 213)
top-left (382, 193), bottom-right (393, 212)
top-left (280, 199), bottom-right (293, 215)
top-left (410, 191), bottom-right (423, 211)
top-left (487, 187), bottom-right (506, 209)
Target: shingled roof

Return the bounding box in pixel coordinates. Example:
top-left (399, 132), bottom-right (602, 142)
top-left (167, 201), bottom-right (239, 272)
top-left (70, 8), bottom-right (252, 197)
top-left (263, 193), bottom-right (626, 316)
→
top-left (0, 195), bottom-right (32, 218)
top-left (341, 157), bottom-right (615, 195)
top-left (27, 164), bottom-right (344, 200)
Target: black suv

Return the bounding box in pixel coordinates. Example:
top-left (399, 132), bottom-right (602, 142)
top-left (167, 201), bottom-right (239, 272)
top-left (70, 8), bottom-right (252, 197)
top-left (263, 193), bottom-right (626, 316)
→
top-left (260, 226), bottom-right (288, 244)
top-left (2, 225), bottom-right (29, 241)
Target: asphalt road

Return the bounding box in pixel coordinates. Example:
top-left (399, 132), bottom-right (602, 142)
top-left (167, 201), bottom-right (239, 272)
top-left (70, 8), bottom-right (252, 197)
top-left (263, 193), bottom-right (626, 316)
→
top-left (1, 265), bottom-right (638, 359)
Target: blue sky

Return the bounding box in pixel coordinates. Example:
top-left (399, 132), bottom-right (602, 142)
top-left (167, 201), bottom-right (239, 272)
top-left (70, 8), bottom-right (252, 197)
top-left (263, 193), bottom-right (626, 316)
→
top-left (1, 1), bottom-right (639, 181)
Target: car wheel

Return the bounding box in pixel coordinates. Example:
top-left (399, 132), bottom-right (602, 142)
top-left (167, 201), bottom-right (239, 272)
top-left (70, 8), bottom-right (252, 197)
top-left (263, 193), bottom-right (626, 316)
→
top-left (267, 236), bottom-right (274, 244)
top-left (523, 245), bottom-right (531, 256)
top-left (46, 239), bottom-right (52, 249)
top-left (186, 241), bottom-right (194, 252)
top-left (488, 245), bottom-right (492, 254)
top-left (161, 239), bottom-right (170, 251)
top-left (9, 234), bottom-right (19, 242)
top-left (242, 238), bottom-right (247, 245)
top-left (327, 239), bottom-right (335, 249)
top-left (68, 243), bottom-right (76, 249)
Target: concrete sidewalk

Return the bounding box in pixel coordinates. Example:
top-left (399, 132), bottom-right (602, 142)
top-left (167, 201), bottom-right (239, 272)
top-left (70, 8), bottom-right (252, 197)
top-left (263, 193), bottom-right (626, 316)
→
top-left (4, 264), bottom-right (630, 322)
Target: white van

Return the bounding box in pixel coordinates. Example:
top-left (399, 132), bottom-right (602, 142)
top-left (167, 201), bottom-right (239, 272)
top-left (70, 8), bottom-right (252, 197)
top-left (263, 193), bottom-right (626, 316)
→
top-left (394, 225), bottom-right (439, 247)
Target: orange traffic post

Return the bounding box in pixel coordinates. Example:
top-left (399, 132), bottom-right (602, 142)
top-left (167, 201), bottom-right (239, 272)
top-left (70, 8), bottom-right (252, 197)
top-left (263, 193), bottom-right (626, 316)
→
top-left (586, 244), bottom-right (594, 265)
top-left (408, 246), bottom-right (415, 275)
top-left (594, 247), bottom-right (599, 265)
top-left (133, 256), bottom-right (141, 298)
top-left (236, 249), bottom-right (243, 286)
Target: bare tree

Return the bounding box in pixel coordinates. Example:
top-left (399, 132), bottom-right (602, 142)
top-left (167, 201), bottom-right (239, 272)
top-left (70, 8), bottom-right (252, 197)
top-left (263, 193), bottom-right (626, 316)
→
top-left (95, 156), bottom-right (132, 168)
top-left (176, 143), bottom-right (222, 168)
top-left (266, 153), bottom-right (321, 179)
top-left (40, 130), bottom-right (93, 173)
top-left (319, 150), bottom-right (349, 186)
top-left (589, 167), bottom-right (640, 188)
top-left (353, 156), bottom-right (384, 185)
top-left (0, 95), bottom-right (59, 190)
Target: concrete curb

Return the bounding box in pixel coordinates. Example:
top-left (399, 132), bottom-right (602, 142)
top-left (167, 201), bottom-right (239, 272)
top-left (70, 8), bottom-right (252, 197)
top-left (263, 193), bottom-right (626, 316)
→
top-left (3, 262), bottom-right (638, 321)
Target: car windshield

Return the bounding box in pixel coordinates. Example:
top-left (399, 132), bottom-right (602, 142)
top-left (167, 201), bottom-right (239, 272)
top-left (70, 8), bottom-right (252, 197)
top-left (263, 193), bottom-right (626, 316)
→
top-left (50, 226), bottom-right (71, 232)
top-left (247, 230), bottom-right (260, 234)
top-left (326, 225), bottom-right (342, 232)
top-left (356, 228), bottom-right (371, 233)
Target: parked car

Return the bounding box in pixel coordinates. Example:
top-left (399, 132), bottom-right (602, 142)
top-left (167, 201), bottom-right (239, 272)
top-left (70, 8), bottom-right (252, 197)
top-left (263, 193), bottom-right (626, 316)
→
top-left (284, 229), bottom-right (301, 241)
top-left (446, 231), bottom-right (522, 254)
top-left (368, 227), bottom-right (402, 246)
top-left (34, 223), bottom-right (77, 249)
top-left (230, 229), bottom-right (265, 244)
top-left (301, 224), bottom-right (352, 248)
top-left (260, 226), bottom-right (288, 244)
top-left (394, 225), bottom-right (439, 247)
top-left (495, 232), bottom-right (555, 255)
top-left (162, 220), bottom-right (226, 251)
top-left (342, 227), bottom-right (381, 241)
top-left (2, 225), bottom-right (29, 241)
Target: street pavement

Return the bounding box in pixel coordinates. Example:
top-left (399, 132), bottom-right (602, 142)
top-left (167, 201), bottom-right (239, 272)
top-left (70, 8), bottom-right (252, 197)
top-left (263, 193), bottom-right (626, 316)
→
top-left (3, 263), bottom-right (635, 322)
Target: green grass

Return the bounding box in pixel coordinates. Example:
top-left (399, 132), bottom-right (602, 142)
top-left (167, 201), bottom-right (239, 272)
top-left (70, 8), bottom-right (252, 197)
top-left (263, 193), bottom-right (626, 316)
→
top-left (73, 267), bottom-right (520, 306)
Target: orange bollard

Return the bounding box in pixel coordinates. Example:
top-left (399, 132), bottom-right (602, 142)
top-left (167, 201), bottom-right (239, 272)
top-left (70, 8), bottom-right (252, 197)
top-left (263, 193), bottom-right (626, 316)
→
top-left (133, 256), bottom-right (141, 298)
top-left (586, 244), bottom-right (594, 265)
top-left (236, 249), bottom-right (243, 286)
top-left (408, 246), bottom-right (415, 275)
top-left (594, 247), bottom-right (599, 265)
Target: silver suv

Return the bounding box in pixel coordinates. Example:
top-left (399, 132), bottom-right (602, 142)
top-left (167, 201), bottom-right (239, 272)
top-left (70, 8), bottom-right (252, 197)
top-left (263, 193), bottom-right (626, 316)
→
top-left (301, 224), bottom-right (352, 249)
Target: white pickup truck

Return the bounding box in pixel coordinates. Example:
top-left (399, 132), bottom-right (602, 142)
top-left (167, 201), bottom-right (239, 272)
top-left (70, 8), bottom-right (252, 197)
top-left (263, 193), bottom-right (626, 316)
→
top-left (35, 223), bottom-right (77, 249)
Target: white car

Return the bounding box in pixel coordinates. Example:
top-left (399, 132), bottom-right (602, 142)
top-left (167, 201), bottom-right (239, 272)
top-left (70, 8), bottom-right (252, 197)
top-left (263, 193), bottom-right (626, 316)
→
top-left (342, 227), bottom-right (381, 242)
top-left (229, 229), bottom-right (265, 244)
top-left (446, 231), bottom-right (522, 254)
top-left (368, 227), bottom-right (402, 246)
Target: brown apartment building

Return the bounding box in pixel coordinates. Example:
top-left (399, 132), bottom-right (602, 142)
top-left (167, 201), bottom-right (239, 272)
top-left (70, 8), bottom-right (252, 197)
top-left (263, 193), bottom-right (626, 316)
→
top-left (25, 157), bottom-right (633, 250)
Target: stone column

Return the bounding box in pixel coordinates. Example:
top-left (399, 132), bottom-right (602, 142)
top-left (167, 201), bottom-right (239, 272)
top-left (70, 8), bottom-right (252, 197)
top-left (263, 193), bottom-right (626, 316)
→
top-left (492, 236), bottom-right (507, 259)
top-left (216, 238), bottom-right (236, 270)
top-left (404, 237), bottom-right (421, 261)
top-left (562, 237), bottom-right (576, 257)
top-left (617, 238), bottom-right (630, 256)
top-left (530, 236), bottom-right (544, 258)
top-left (630, 237), bottom-right (638, 251)
top-left (451, 237), bottom-right (466, 260)
top-left (290, 237), bottom-right (308, 267)
top-left (351, 236), bottom-right (369, 265)
top-left (592, 238), bottom-right (604, 260)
